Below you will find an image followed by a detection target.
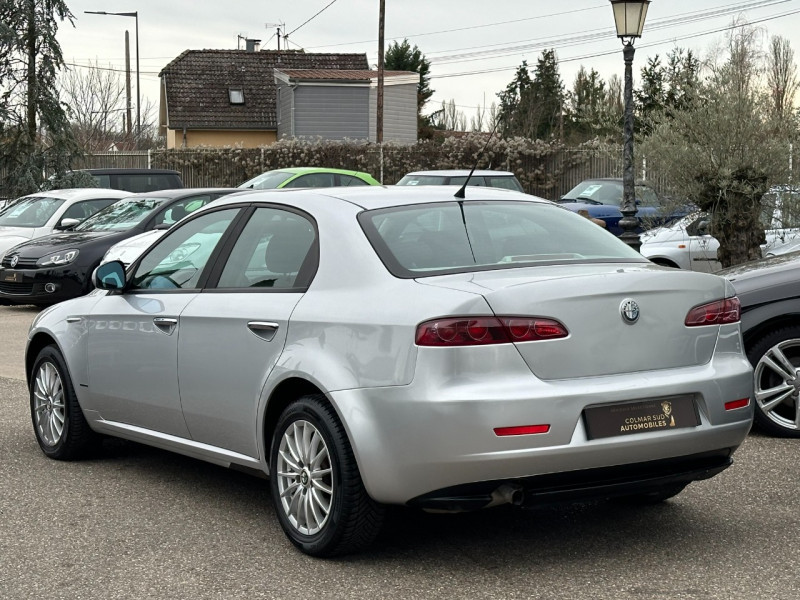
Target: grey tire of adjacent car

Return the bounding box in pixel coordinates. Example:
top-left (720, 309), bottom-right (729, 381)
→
top-left (269, 395), bottom-right (385, 557)
top-left (746, 325), bottom-right (800, 438)
top-left (30, 346), bottom-right (98, 460)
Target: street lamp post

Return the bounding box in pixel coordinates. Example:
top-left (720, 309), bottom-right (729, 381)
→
top-left (610, 0), bottom-right (650, 251)
top-left (85, 11), bottom-right (140, 140)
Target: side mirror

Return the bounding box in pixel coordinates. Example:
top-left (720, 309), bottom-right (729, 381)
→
top-left (55, 217), bottom-right (81, 230)
top-left (93, 260), bottom-right (127, 291)
top-left (154, 222), bottom-right (172, 230)
top-left (697, 220), bottom-right (710, 235)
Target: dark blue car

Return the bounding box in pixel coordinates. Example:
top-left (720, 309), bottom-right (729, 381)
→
top-left (557, 178), bottom-right (689, 236)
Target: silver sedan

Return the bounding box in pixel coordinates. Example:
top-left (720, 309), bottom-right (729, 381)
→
top-left (26, 186), bottom-right (754, 556)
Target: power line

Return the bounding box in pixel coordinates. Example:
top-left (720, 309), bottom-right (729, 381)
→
top-left (430, 8), bottom-right (800, 80)
top-left (288, 0), bottom-right (339, 37)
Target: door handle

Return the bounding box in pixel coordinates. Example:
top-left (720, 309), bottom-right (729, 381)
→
top-left (153, 317), bottom-right (178, 335)
top-left (247, 321), bottom-right (279, 341)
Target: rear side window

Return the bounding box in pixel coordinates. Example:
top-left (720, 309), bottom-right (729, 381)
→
top-left (339, 174), bottom-right (370, 187)
top-left (216, 208), bottom-right (316, 290)
top-left (283, 173), bottom-right (336, 188)
top-left (360, 201), bottom-right (644, 277)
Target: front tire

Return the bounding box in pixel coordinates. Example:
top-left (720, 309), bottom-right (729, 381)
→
top-left (30, 345), bottom-right (97, 460)
top-left (269, 394), bottom-right (384, 557)
top-left (747, 325), bottom-right (800, 438)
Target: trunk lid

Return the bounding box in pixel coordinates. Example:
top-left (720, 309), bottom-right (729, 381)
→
top-left (418, 263), bottom-right (730, 379)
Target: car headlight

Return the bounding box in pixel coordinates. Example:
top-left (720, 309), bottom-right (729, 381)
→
top-left (36, 249), bottom-right (80, 267)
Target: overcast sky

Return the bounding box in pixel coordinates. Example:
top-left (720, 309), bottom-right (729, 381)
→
top-left (56, 0), bottom-right (800, 120)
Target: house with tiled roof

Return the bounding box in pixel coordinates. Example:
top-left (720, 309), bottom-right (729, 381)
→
top-left (159, 49), bottom-right (418, 148)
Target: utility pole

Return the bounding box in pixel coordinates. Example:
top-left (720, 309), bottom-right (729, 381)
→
top-left (124, 30), bottom-right (132, 137)
top-left (377, 0), bottom-right (385, 182)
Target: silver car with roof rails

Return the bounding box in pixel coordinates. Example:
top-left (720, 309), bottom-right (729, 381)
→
top-left (26, 185), bottom-right (753, 557)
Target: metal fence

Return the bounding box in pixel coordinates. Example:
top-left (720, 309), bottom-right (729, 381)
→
top-left (3, 144), bottom-right (675, 200)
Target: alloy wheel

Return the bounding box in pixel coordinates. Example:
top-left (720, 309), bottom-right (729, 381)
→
top-left (32, 361), bottom-right (66, 447)
top-left (275, 419), bottom-right (334, 536)
top-left (754, 339), bottom-right (800, 433)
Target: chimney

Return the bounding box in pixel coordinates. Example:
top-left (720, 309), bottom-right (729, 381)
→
top-left (246, 38), bottom-right (261, 52)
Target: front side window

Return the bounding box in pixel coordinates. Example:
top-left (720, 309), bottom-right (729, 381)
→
top-left (360, 201), bottom-right (645, 277)
top-left (62, 199), bottom-right (118, 222)
top-left (75, 197), bottom-right (167, 232)
top-left (216, 208), bottom-right (316, 290)
top-left (130, 208), bottom-right (239, 290)
top-left (0, 197), bottom-right (65, 227)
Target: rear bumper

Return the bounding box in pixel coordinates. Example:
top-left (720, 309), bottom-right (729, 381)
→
top-left (408, 449), bottom-right (733, 510)
top-left (331, 333), bottom-right (753, 505)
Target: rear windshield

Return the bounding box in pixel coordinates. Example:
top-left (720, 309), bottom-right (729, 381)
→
top-left (359, 200), bottom-right (645, 278)
top-left (75, 197), bottom-right (167, 232)
top-left (0, 196), bottom-right (65, 227)
top-left (397, 174), bottom-right (523, 192)
top-left (238, 171), bottom-right (295, 190)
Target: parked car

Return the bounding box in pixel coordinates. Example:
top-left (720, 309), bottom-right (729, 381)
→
top-left (238, 167), bottom-right (380, 190)
top-left (26, 185), bottom-right (753, 556)
top-left (719, 252), bottom-right (800, 437)
top-left (0, 188), bottom-right (131, 259)
top-left (557, 178), bottom-right (690, 236)
top-left (0, 188), bottom-right (242, 306)
top-left (70, 168), bottom-right (184, 193)
top-left (641, 202), bottom-right (800, 272)
top-left (396, 169), bottom-right (524, 192)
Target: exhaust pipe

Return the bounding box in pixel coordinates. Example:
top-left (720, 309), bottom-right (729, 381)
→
top-left (485, 483), bottom-right (524, 508)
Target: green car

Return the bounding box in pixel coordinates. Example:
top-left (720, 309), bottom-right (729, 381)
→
top-left (238, 167), bottom-right (380, 190)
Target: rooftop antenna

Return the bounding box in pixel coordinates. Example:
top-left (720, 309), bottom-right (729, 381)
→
top-left (454, 118), bottom-right (502, 199)
top-left (265, 22), bottom-right (286, 50)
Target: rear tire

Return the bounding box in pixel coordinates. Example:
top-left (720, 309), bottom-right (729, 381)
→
top-left (269, 394), bottom-right (384, 557)
top-left (746, 325), bottom-right (800, 438)
top-left (30, 345), bottom-right (97, 460)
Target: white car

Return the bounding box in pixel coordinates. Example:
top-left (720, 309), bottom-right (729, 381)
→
top-left (0, 188), bottom-right (131, 257)
top-left (641, 212), bottom-right (800, 272)
top-left (102, 229), bottom-right (164, 267)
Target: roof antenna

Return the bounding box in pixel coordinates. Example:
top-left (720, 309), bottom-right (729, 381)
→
top-left (454, 117), bottom-right (502, 199)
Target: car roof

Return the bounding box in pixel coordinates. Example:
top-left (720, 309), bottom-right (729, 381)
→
top-left (21, 188), bottom-right (133, 201)
top-left (210, 184), bottom-right (549, 211)
top-left (403, 170), bottom-right (517, 177)
top-left (272, 167), bottom-right (374, 176)
top-left (78, 168), bottom-right (182, 175)
top-left (123, 187), bottom-right (243, 199)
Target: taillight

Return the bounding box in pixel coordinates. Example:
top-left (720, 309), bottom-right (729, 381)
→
top-left (685, 297), bottom-right (740, 326)
top-left (416, 317), bottom-right (568, 346)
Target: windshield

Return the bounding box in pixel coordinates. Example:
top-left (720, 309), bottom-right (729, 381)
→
top-left (397, 174), bottom-right (523, 192)
top-left (0, 196), bottom-right (65, 228)
top-left (238, 170), bottom-right (295, 190)
top-left (75, 197), bottom-right (167, 232)
top-left (360, 201), bottom-right (644, 278)
top-left (562, 181), bottom-right (660, 207)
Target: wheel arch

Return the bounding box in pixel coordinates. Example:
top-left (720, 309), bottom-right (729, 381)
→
top-left (26, 332), bottom-right (60, 385)
top-left (262, 377), bottom-right (327, 462)
top-left (742, 306), bottom-right (800, 350)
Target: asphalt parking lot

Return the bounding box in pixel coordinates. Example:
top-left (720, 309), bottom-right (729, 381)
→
top-left (2, 306), bottom-right (800, 599)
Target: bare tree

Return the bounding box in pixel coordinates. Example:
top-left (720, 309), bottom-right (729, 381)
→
top-left (59, 62), bottom-right (161, 151)
top-left (766, 35), bottom-right (799, 119)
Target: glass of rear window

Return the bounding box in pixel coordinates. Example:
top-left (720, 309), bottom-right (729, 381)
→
top-left (359, 201), bottom-right (645, 278)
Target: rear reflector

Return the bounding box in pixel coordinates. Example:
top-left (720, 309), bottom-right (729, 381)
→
top-left (416, 316), bottom-right (568, 346)
top-left (685, 297), bottom-right (741, 326)
top-left (724, 398), bottom-right (750, 411)
top-left (494, 424), bottom-right (551, 436)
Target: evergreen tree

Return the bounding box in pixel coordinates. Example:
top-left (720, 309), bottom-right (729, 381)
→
top-left (0, 0), bottom-right (79, 197)
top-left (497, 61), bottom-right (532, 137)
top-left (524, 49), bottom-right (565, 139)
top-left (384, 39), bottom-right (434, 136)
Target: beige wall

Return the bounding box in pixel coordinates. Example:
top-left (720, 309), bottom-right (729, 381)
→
top-left (166, 129), bottom-right (277, 149)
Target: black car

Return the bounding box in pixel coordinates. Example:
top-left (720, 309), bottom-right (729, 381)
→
top-left (720, 252), bottom-right (800, 437)
top-left (0, 188), bottom-right (244, 306)
top-left (70, 168), bottom-right (184, 193)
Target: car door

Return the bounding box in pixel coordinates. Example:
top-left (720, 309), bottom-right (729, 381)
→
top-left (86, 207), bottom-right (241, 436)
top-left (685, 216), bottom-right (721, 272)
top-left (177, 207), bottom-right (318, 457)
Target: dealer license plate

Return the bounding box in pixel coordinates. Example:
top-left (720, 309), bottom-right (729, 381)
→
top-left (583, 395), bottom-right (699, 440)
top-left (1, 270), bottom-right (21, 283)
